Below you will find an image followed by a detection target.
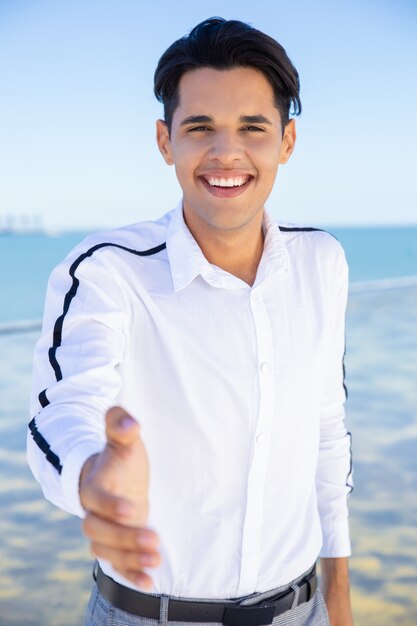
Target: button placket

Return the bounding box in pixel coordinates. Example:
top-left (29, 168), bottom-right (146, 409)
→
top-left (237, 288), bottom-right (276, 594)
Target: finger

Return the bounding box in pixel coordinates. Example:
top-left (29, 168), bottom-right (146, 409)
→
top-left (118, 569), bottom-right (154, 591)
top-left (105, 406), bottom-right (140, 448)
top-left (90, 542), bottom-right (161, 571)
top-left (81, 484), bottom-right (136, 523)
top-left (82, 512), bottom-right (160, 551)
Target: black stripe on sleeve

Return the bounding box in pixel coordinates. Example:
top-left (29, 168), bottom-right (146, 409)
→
top-left (29, 417), bottom-right (63, 474)
top-left (343, 360), bottom-right (348, 400)
top-left (32, 241), bottom-right (166, 474)
top-left (278, 226), bottom-right (325, 232)
top-left (342, 339), bottom-right (348, 401)
top-left (278, 225), bottom-right (341, 243)
top-left (38, 389), bottom-right (50, 407)
top-left (49, 241), bottom-right (166, 381)
top-left (282, 223), bottom-right (352, 493)
top-left (346, 431), bottom-right (353, 495)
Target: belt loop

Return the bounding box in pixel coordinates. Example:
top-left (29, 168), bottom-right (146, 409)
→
top-left (160, 595), bottom-right (169, 625)
top-left (290, 584), bottom-right (300, 610)
top-left (306, 566), bottom-right (316, 601)
top-left (306, 577), bottom-right (312, 602)
top-left (92, 560), bottom-right (98, 582)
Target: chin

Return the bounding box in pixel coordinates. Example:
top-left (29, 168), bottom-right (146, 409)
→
top-left (206, 212), bottom-right (260, 233)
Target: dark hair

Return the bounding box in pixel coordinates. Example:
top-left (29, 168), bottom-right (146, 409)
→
top-left (154, 17), bottom-right (301, 133)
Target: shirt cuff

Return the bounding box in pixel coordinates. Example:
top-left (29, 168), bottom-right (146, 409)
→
top-left (61, 441), bottom-right (105, 518)
top-left (319, 518), bottom-right (351, 557)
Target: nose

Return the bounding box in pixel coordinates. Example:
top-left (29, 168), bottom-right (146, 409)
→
top-left (208, 130), bottom-right (243, 164)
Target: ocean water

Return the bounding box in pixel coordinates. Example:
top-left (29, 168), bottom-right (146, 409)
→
top-left (0, 226), bottom-right (416, 625)
top-left (331, 226), bottom-right (417, 284)
top-left (0, 225), bottom-right (416, 325)
top-left (0, 231), bottom-right (90, 325)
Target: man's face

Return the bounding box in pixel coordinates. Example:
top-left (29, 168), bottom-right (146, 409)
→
top-left (157, 66), bottom-right (295, 236)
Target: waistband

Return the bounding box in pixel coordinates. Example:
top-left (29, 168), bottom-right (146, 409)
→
top-left (95, 562), bottom-right (317, 625)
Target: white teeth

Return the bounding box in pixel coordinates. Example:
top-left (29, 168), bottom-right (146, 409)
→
top-left (205, 176), bottom-right (249, 187)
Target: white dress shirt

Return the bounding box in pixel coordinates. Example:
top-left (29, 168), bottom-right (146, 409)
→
top-left (27, 202), bottom-right (353, 599)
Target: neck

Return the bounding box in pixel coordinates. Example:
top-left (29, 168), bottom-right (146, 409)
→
top-left (183, 210), bottom-right (265, 287)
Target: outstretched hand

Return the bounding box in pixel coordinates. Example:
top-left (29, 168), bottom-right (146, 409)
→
top-left (80, 406), bottom-right (161, 590)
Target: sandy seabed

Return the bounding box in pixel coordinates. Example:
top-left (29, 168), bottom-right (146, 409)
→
top-left (0, 287), bottom-right (416, 626)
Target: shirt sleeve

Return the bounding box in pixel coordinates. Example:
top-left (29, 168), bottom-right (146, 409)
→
top-left (27, 247), bottom-right (128, 518)
top-left (316, 243), bottom-right (353, 558)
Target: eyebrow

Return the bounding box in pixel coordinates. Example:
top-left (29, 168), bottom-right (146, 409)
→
top-left (179, 114), bottom-right (273, 126)
top-left (180, 115), bottom-right (212, 126)
top-left (239, 115), bottom-right (272, 125)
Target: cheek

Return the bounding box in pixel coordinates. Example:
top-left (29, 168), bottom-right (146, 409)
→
top-left (256, 153), bottom-right (280, 181)
top-left (172, 143), bottom-right (204, 178)
top-left (251, 140), bottom-right (281, 172)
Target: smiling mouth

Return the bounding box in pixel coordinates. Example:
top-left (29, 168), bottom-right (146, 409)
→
top-left (200, 175), bottom-right (253, 188)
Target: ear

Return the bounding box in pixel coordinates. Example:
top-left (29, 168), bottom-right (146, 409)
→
top-left (279, 119), bottom-right (296, 164)
top-left (156, 119), bottom-right (174, 165)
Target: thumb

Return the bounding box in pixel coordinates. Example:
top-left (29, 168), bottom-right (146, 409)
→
top-left (105, 406), bottom-right (140, 448)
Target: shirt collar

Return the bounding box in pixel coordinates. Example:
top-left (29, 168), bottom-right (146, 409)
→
top-left (255, 210), bottom-right (290, 285)
top-left (166, 202), bottom-right (290, 293)
top-left (166, 202), bottom-right (213, 292)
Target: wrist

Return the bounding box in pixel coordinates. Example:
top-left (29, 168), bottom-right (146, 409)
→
top-left (59, 442), bottom-right (105, 518)
top-left (320, 558), bottom-right (354, 626)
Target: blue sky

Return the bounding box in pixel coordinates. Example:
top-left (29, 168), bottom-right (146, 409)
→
top-left (0, 0), bottom-right (416, 230)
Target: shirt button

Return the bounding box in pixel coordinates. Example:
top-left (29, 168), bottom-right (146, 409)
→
top-left (260, 362), bottom-right (270, 374)
top-left (256, 433), bottom-right (265, 444)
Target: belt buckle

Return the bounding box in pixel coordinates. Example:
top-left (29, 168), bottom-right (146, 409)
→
top-left (223, 604), bottom-right (276, 626)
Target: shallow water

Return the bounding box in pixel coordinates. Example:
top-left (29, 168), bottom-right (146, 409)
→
top-left (0, 287), bottom-right (416, 625)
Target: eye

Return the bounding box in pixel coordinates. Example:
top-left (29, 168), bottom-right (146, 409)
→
top-left (242, 126), bottom-right (265, 132)
top-left (187, 126), bottom-right (211, 132)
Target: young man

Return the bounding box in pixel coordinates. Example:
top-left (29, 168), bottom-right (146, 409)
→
top-left (27, 17), bottom-right (354, 626)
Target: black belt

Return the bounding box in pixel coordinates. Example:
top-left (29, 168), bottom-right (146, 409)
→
top-left (95, 563), bottom-right (317, 625)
